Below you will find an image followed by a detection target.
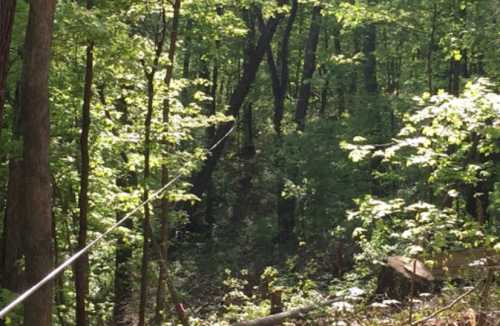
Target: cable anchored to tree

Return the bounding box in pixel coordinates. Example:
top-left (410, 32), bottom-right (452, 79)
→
top-left (0, 123), bottom-right (236, 320)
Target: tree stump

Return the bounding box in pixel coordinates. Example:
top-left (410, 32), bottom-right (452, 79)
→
top-left (375, 256), bottom-right (435, 300)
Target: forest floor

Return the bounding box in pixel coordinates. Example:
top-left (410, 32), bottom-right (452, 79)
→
top-left (171, 237), bottom-right (500, 326)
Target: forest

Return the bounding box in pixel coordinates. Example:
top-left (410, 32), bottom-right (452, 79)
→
top-left (0, 0), bottom-right (499, 325)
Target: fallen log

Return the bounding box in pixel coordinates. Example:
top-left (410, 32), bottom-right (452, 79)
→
top-left (232, 298), bottom-right (342, 326)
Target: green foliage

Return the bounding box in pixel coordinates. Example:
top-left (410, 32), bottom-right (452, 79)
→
top-left (345, 80), bottom-right (500, 282)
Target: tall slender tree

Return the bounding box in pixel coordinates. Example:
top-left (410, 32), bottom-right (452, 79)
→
top-left (275, 4), bottom-right (321, 247)
top-left (20, 0), bottom-right (57, 325)
top-left (1, 83), bottom-right (23, 294)
top-left (138, 7), bottom-right (167, 326)
top-left (294, 5), bottom-right (322, 131)
top-left (155, 0), bottom-right (182, 324)
top-left (75, 1), bottom-right (95, 325)
top-left (262, 0), bottom-right (298, 249)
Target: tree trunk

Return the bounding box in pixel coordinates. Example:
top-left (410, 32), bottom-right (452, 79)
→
top-left (262, 0), bottom-right (298, 251)
top-left (332, 21), bottom-right (345, 116)
top-left (52, 179), bottom-right (68, 326)
top-left (294, 5), bottom-right (321, 131)
top-left (266, 0), bottom-right (297, 136)
top-left (185, 2), bottom-right (285, 230)
top-left (232, 103), bottom-right (256, 224)
top-left (204, 62), bottom-right (218, 226)
top-left (20, 1), bottom-right (57, 325)
top-left (180, 19), bottom-right (192, 106)
top-left (138, 77), bottom-right (155, 326)
top-left (1, 160), bottom-right (24, 292)
top-left (75, 2), bottom-right (94, 325)
top-left (0, 0), bottom-right (17, 137)
top-left (155, 1), bottom-right (181, 324)
top-left (362, 23), bottom-right (378, 94)
top-left (277, 4), bottom-right (321, 247)
top-left (426, 3), bottom-right (438, 94)
top-left (138, 10), bottom-right (168, 326)
top-left (1, 83), bottom-right (23, 294)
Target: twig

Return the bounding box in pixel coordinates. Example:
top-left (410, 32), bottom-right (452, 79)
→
top-left (410, 286), bottom-right (476, 325)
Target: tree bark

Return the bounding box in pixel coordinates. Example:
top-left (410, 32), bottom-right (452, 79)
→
top-left (180, 19), bottom-right (192, 106)
top-left (20, 1), bottom-right (57, 325)
top-left (232, 103), bottom-right (256, 224)
top-left (1, 83), bottom-right (23, 294)
top-left (426, 4), bottom-right (438, 94)
top-left (332, 20), bottom-right (346, 117)
top-left (294, 5), bottom-right (322, 131)
top-left (155, 1), bottom-right (182, 324)
top-left (362, 23), bottom-right (378, 94)
top-left (262, 0), bottom-right (298, 250)
top-left (1, 160), bottom-right (24, 292)
top-left (0, 0), bottom-right (16, 138)
top-left (138, 9), bottom-right (168, 326)
top-left (265, 0), bottom-right (298, 136)
top-left (75, 2), bottom-right (94, 325)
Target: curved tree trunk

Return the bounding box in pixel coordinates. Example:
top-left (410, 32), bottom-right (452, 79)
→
top-left (185, 1), bottom-right (286, 230)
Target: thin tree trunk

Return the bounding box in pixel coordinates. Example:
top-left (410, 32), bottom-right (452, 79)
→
top-left (262, 0), bottom-right (298, 251)
top-left (362, 23), bottom-right (378, 94)
top-left (200, 4), bottom-right (223, 229)
top-left (52, 180), bottom-right (68, 326)
top-left (180, 19), bottom-right (192, 106)
top-left (232, 103), bottom-right (256, 224)
top-left (266, 0), bottom-right (297, 136)
top-left (138, 73), bottom-right (154, 326)
top-left (21, 1), bottom-right (57, 325)
top-left (1, 160), bottom-right (24, 292)
top-left (75, 2), bottom-right (94, 325)
top-left (276, 4), bottom-right (321, 247)
top-left (231, 7), bottom-right (257, 226)
top-left (1, 82), bottom-right (23, 294)
top-left (294, 5), bottom-right (322, 131)
top-left (426, 4), bottom-right (438, 94)
top-left (318, 24), bottom-right (329, 117)
top-left (332, 21), bottom-right (345, 116)
top-left (155, 1), bottom-right (181, 324)
top-left (0, 0), bottom-right (16, 138)
top-left (138, 9), bottom-right (168, 326)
